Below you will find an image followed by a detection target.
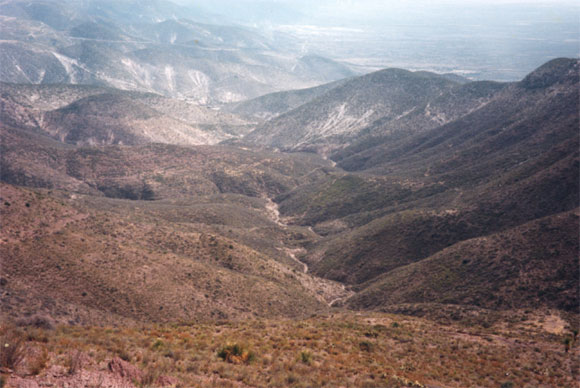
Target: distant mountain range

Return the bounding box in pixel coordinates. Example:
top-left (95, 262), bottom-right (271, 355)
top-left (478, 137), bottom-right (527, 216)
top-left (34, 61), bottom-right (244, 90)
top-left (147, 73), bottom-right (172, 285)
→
top-left (0, 0), bottom-right (356, 103)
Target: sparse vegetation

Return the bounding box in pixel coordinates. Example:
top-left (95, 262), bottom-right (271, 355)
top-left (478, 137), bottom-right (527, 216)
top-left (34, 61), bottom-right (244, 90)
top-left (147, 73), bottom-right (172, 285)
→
top-left (28, 346), bottom-right (49, 375)
top-left (66, 349), bottom-right (84, 375)
top-left (0, 312), bottom-right (576, 387)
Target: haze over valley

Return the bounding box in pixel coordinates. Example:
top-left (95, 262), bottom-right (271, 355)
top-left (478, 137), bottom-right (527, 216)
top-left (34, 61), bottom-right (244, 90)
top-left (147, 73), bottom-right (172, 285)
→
top-left (0, 1), bottom-right (578, 387)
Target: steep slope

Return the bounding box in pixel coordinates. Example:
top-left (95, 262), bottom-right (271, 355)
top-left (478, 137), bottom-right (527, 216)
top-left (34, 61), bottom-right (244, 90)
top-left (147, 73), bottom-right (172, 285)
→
top-left (0, 120), bottom-right (335, 200)
top-left (274, 59), bottom-right (579, 312)
top-left (40, 93), bottom-right (225, 146)
top-left (0, 183), bottom-right (340, 324)
top-left (244, 68), bottom-right (480, 154)
top-left (0, 58), bottom-right (577, 323)
top-left (335, 58), bottom-right (579, 172)
top-left (347, 209), bottom-right (579, 313)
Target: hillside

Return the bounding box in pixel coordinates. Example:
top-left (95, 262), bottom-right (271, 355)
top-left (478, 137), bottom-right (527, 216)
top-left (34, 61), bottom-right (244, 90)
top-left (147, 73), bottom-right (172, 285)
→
top-left (0, 180), bottom-right (351, 325)
top-left (243, 68), bottom-right (503, 155)
top-left (0, 83), bottom-right (253, 146)
top-left (223, 78), bottom-right (348, 121)
top-left (0, 121), bottom-right (350, 325)
top-left (347, 209), bottom-right (579, 312)
top-left (269, 59), bottom-right (579, 313)
top-left (334, 58), bottom-right (579, 173)
top-left (2, 310), bottom-right (578, 388)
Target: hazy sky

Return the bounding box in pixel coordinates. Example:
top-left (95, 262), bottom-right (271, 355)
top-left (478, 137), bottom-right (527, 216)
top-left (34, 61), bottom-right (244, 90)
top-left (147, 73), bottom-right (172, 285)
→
top-left (180, 0), bottom-right (580, 25)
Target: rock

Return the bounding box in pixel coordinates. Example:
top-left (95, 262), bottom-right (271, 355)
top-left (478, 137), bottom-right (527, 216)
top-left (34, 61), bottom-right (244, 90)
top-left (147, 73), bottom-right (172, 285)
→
top-left (107, 357), bottom-right (143, 383)
top-left (156, 375), bottom-right (180, 387)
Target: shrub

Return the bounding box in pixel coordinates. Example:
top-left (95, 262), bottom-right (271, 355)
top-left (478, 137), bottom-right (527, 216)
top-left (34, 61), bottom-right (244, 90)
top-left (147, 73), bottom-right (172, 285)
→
top-left (151, 338), bottom-right (164, 350)
top-left (0, 328), bottom-right (26, 370)
top-left (138, 367), bottom-right (160, 388)
top-left (16, 315), bottom-right (55, 330)
top-left (217, 344), bottom-right (255, 365)
top-left (300, 350), bottom-right (312, 364)
top-left (359, 341), bottom-right (374, 352)
top-left (564, 337), bottom-right (572, 353)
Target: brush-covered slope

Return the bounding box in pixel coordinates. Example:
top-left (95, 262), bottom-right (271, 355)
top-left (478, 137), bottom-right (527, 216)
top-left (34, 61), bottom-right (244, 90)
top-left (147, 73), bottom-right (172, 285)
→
top-left (0, 58), bottom-right (577, 323)
top-left (0, 119), bottom-right (334, 201)
top-left (347, 209), bottom-right (579, 312)
top-left (275, 59), bottom-right (579, 312)
top-left (0, 182), bottom-right (344, 324)
top-left (335, 58), bottom-right (579, 172)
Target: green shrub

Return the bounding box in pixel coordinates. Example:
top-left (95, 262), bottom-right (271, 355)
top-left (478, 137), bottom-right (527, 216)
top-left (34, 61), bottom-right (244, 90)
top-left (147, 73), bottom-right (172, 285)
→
top-left (300, 350), bottom-right (313, 364)
top-left (217, 343), bottom-right (255, 364)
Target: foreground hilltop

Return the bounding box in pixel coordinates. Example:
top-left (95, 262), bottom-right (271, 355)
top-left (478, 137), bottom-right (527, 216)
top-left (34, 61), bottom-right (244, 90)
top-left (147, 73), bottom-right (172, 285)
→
top-left (2, 311), bottom-right (578, 387)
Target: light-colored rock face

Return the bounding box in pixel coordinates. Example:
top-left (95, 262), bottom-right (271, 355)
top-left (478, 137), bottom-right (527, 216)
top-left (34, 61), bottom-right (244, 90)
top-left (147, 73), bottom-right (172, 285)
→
top-left (241, 68), bottom-right (511, 157)
top-left (244, 68), bottom-right (463, 152)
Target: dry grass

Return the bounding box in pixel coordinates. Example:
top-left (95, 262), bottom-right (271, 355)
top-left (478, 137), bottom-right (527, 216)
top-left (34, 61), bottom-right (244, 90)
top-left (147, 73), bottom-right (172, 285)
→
top-left (0, 326), bottom-right (26, 371)
top-left (27, 346), bottom-right (49, 375)
top-left (2, 310), bottom-right (578, 388)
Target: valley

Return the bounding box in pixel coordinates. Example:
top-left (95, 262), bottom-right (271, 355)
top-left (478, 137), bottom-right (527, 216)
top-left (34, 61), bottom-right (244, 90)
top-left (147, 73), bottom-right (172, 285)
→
top-left (1, 57), bottom-right (578, 387)
top-left (0, 1), bottom-right (578, 387)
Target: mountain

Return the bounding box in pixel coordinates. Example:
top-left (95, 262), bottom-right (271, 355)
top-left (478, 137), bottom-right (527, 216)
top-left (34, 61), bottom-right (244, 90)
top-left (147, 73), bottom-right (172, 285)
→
top-left (272, 58), bottom-right (579, 313)
top-left (243, 68), bottom-right (498, 155)
top-left (0, 181), bottom-right (348, 324)
top-left (0, 58), bottom-right (577, 327)
top-left (0, 127), bottom-right (349, 323)
top-left (0, 0), bottom-right (357, 103)
top-left (334, 57), bottom-right (579, 173)
top-left (1, 54), bottom-right (578, 387)
top-left (0, 59), bottom-right (580, 320)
